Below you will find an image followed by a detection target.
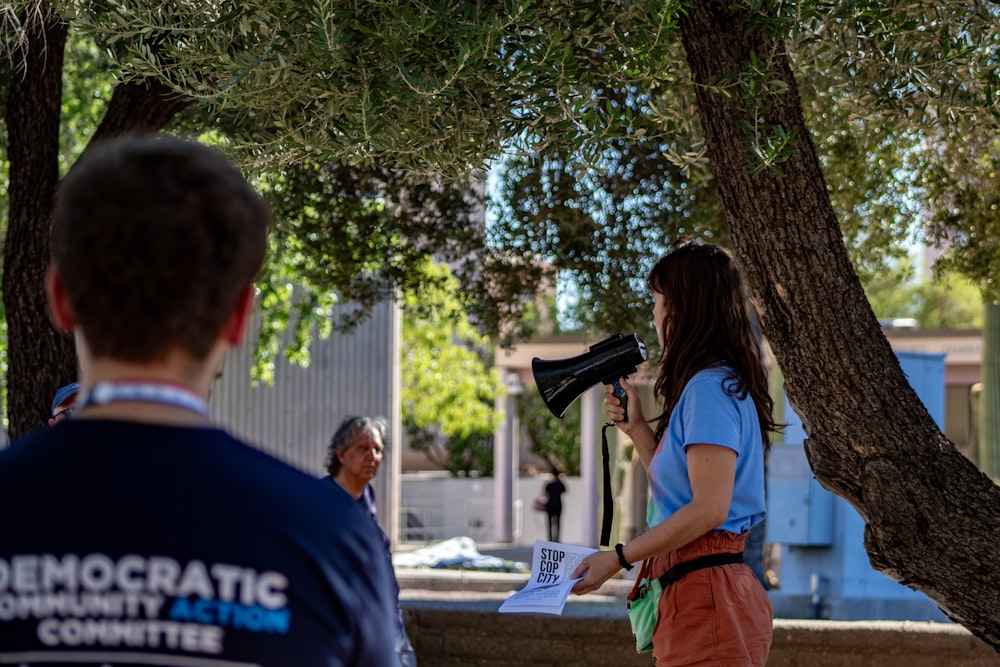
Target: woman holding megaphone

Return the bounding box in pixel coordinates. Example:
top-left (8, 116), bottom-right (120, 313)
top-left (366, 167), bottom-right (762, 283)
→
top-left (571, 239), bottom-right (777, 666)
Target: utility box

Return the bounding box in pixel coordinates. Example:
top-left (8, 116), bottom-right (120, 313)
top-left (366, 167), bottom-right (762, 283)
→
top-left (767, 443), bottom-right (834, 546)
top-left (766, 351), bottom-right (948, 622)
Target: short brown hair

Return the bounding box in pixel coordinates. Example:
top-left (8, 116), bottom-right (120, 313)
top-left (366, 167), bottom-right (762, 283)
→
top-left (52, 135), bottom-right (269, 361)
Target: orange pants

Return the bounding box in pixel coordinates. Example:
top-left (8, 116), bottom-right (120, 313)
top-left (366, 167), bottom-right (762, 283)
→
top-left (632, 531), bottom-right (772, 666)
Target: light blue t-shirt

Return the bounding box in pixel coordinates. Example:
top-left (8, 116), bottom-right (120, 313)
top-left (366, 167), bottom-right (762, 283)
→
top-left (646, 367), bottom-right (766, 535)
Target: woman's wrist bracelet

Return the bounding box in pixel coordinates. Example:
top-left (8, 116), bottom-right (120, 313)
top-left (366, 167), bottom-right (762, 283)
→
top-left (615, 543), bottom-right (634, 571)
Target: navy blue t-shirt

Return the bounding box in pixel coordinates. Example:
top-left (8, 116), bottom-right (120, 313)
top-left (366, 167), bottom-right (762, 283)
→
top-left (0, 420), bottom-right (397, 666)
top-left (325, 480), bottom-right (403, 631)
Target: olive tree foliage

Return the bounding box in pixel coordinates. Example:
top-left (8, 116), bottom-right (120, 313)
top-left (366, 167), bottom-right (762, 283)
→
top-left (66, 1), bottom-right (695, 175)
top-left (48, 0), bottom-right (708, 337)
top-left (799, 2), bottom-right (1000, 291)
top-left (0, 3), bottom-right (487, 434)
top-left (7, 0), bottom-right (999, 300)
top-left (12, 0), bottom-right (994, 340)
top-left (1, 0), bottom-right (994, 417)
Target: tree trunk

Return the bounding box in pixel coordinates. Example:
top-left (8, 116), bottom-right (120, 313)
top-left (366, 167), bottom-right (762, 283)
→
top-left (679, 0), bottom-right (1000, 650)
top-left (3, 14), bottom-right (191, 437)
top-left (3, 8), bottom-right (73, 439)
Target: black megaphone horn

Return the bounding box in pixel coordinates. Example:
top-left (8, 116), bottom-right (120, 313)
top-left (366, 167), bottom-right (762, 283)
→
top-left (531, 333), bottom-right (647, 420)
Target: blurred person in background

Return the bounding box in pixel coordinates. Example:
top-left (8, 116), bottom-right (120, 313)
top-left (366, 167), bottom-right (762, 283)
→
top-left (48, 382), bottom-right (80, 426)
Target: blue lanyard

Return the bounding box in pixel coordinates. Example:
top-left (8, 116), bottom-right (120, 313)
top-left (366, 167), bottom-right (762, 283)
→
top-left (77, 382), bottom-right (210, 418)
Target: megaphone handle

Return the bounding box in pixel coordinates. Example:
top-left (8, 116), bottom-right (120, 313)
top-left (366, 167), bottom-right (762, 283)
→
top-left (612, 379), bottom-right (628, 423)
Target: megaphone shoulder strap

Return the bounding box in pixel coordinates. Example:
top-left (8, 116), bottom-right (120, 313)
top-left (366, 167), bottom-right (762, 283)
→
top-left (600, 421), bottom-right (615, 547)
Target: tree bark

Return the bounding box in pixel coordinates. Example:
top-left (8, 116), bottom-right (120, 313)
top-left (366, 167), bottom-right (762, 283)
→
top-left (3, 8), bottom-right (72, 439)
top-left (679, 0), bottom-right (1000, 650)
top-left (3, 13), bottom-right (191, 438)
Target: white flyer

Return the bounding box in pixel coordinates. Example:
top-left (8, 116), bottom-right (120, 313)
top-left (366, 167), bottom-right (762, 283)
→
top-left (498, 540), bottom-right (598, 615)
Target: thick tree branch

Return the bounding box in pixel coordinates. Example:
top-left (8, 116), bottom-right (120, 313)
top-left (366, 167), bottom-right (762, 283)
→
top-left (87, 78), bottom-right (192, 149)
top-left (679, 0), bottom-right (1000, 650)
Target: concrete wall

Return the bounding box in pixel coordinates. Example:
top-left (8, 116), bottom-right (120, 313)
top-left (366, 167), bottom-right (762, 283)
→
top-left (401, 603), bottom-right (1000, 667)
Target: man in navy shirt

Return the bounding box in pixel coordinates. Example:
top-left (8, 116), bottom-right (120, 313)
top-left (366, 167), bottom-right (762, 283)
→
top-left (0, 136), bottom-right (397, 666)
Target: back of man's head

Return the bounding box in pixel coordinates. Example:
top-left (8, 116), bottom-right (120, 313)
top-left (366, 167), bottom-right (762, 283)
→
top-left (52, 135), bottom-right (269, 362)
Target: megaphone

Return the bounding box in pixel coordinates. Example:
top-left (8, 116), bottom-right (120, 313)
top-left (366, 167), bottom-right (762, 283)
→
top-left (531, 333), bottom-right (648, 419)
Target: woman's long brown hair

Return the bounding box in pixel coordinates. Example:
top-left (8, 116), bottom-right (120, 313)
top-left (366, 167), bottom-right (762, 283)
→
top-left (647, 240), bottom-right (779, 450)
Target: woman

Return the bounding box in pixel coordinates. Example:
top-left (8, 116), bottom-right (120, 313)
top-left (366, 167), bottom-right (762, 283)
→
top-left (571, 240), bottom-right (776, 666)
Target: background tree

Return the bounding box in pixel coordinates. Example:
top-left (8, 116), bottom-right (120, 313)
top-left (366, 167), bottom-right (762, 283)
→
top-left (915, 127), bottom-right (1000, 480)
top-left (3, 7), bottom-right (81, 437)
top-left (518, 391), bottom-right (582, 476)
top-left (400, 260), bottom-right (500, 477)
top-left (863, 259), bottom-right (984, 330)
top-left (919, 129), bottom-right (1000, 300)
